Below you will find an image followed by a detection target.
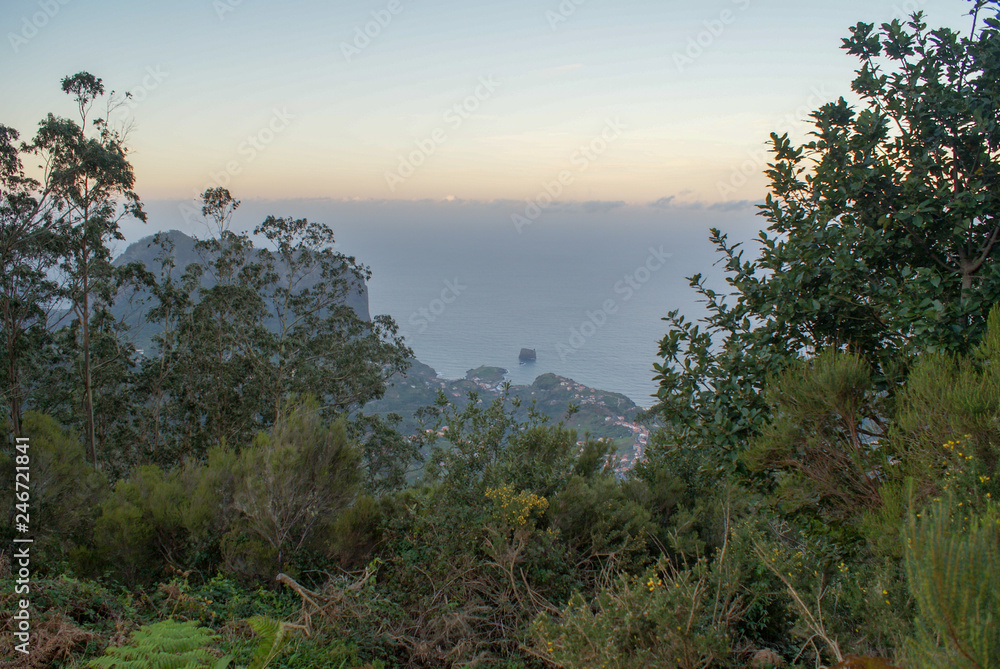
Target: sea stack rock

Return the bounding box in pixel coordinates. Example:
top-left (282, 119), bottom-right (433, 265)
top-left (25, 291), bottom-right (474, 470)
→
top-left (519, 348), bottom-right (537, 362)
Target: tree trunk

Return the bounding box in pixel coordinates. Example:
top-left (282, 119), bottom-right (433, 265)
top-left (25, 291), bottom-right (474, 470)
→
top-left (81, 238), bottom-right (97, 468)
top-left (6, 338), bottom-right (22, 438)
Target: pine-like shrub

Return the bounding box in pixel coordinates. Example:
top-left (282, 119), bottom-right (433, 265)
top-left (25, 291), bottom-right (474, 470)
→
top-left (903, 495), bottom-right (1000, 668)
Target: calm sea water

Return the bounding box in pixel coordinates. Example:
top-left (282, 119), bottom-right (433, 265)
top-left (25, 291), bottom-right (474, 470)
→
top-left (135, 199), bottom-right (761, 408)
top-left (330, 203), bottom-right (759, 408)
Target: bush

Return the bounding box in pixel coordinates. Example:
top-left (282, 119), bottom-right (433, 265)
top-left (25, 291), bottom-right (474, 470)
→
top-left (232, 399), bottom-right (360, 574)
top-left (0, 412), bottom-right (105, 568)
top-left (894, 310), bottom-right (1000, 506)
top-left (532, 557), bottom-right (740, 669)
top-left (742, 350), bottom-right (888, 535)
top-left (92, 465), bottom-right (187, 584)
top-left (549, 475), bottom-right (652, 572)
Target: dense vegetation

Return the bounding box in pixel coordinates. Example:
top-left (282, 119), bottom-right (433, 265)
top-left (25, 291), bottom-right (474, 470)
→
top-left (3, 3), bottom-right (1000, 668)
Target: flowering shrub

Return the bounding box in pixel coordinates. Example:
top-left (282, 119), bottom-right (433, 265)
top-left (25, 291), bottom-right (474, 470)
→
top-left (484, 484), bottom-right (548, 528)
top-left (532, 558), bottom-right (738, 669)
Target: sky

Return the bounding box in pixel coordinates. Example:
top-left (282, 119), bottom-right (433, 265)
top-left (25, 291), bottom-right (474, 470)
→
top-left (0, 0), bottom-right (978, 208)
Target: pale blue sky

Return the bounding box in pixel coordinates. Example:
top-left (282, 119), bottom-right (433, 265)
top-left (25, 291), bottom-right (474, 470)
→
top-left (0, 0), bottom-right (976, 205)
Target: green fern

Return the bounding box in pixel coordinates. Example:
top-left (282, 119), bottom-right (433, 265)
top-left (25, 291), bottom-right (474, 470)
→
top-left (88, 616), bottom-right (293, 669)
top-left (246, 616), bottom-right (291, 669)
top-left (88, 619), bottom-right (232, 669)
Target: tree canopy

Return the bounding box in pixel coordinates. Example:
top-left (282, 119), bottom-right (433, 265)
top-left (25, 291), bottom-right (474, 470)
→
top-left (654, 3), bottom-right (1000, 456)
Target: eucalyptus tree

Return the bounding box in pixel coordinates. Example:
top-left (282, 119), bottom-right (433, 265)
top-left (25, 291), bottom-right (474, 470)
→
top-left (146, 188), bottom-right (412, 465)
top-left (28, 72), bottom-right (145, 466)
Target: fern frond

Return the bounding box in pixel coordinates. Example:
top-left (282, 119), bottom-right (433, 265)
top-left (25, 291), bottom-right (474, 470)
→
top-left (246, 616), bottom-right (292, 669)
top-left (87, 619), bottom-right (224, 669)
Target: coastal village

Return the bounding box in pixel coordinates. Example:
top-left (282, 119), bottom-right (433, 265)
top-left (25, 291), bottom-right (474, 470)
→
top-left (368, 361), bottom-right (652, 472)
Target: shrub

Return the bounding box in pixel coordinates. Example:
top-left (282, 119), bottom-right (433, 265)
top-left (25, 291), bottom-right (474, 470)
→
top-left (92, 465), bottom-right (187, 584)
top-left (548, 474), bottom-right (653, 572)
top-left (232, 399), bottom-right (360, 573)
top-left (743, 350), bottom-right (888, 534)
top-left (0, 412), bottom-right (104, 568)
top-left (532, 557), bottom-right (741, 669)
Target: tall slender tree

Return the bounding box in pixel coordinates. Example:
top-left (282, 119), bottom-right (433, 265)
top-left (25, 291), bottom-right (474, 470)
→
top-left (31, 72), bottom-right (145, 466)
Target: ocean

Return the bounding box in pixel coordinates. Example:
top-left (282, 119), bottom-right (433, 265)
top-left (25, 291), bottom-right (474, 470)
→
top-left (329, 201), bottom-right (761, 408)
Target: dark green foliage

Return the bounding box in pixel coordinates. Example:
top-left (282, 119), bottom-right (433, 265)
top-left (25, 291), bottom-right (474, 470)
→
top-left (548, 475), bottom-right (652, 571)
top-left (182, 445), bottom-right (239, 548)
top-left (0, 122), bottom-right (62, 438)
top-left (653, 3), bottom-right (1000, 462)
top-left (893, 307), bottom-right (1000, 505)
top-left (350, 412), bottom-right (421, 497)
top-left (0, 411), bottom-right (103, 565)
top-left (6, 6), bottom-right (1000, 668)
top-left (744, 350), bottom-right (889, 533)
top-left (92, 464), bottom-right (186, 584)
top-left (135, 190), bottom-right (412, 465)
top-left (532, 556), bottom-right (742, 669)
top-left (328, 494), bottom-right (384, 569)
top-left (39, 72), bottom-right (146, 467)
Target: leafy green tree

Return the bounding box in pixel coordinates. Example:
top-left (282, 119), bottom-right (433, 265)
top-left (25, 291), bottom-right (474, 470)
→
top-left (350, 412), bottom-right (421, 496)
top-left (171, 199), bottom-right (272, 456)
top-left (129, 231), bottom-right (191, 464)
top-left (0, 411), bottom-right (103, 562)
top-left (417, 385), bottom-right (574, 511)
top-left (247, 207), bottom-right (412, 431)
top-left (654, 3), bottom-right (1000, 460)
